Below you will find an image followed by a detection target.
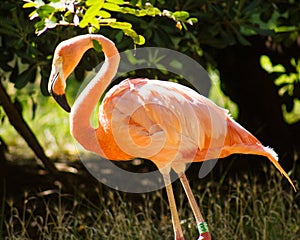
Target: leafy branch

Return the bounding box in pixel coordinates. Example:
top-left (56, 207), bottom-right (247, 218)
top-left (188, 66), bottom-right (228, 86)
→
top-left (23, 0), bottom-right (198, 45)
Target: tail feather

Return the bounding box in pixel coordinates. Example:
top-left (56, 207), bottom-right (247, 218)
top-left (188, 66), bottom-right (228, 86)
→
top-left (262, 146), bottom-right (296, 192)
top-left (225, 117), bottom-right (296, 191)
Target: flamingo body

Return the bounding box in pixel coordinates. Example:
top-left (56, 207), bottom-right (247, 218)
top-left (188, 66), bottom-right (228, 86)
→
top-left (97, 78), bottom-right (290, 178)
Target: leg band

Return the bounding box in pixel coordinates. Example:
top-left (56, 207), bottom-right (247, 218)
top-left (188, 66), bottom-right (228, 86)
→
top-left (197, 222), bottom-right (209, 234)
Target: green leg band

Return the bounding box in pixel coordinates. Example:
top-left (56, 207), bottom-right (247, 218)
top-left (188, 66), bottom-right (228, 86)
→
top-left (197, 221), bottom-right (209, 234)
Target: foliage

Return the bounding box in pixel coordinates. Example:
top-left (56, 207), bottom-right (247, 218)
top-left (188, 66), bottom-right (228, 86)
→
top-left (0, 0), bottom-right (66, 96)
top-left (260, 55), bottom-right (300, 123)
top-left (191, 0), bottom-right (299, 49)
top-left (23, 0), bottom-right (197, 45)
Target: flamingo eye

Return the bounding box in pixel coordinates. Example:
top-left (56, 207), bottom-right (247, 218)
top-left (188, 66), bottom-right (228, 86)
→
top-left (55, 58), bottom-right (64, 81)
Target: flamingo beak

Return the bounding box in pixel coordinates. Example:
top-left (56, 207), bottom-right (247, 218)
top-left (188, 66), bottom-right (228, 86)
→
top-left (52, 92), bottom-right (71, 113)
top-left (49, 72), bottom-right (71, 113)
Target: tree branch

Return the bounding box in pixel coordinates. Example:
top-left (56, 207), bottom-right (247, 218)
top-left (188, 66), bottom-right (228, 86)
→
top-left (0, 81), bottom-right (57, 174)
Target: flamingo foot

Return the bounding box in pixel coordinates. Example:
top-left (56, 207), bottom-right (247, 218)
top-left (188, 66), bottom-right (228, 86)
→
top-left (197, 232), bottom-right (212, 240)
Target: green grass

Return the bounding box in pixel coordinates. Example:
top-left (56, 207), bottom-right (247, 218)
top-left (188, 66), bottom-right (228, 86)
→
top-left (2, 168), bottom-right (299, 240)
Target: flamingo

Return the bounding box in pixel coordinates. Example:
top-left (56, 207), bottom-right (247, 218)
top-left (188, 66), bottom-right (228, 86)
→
top-left (48, 34), bottom-right (295, 240)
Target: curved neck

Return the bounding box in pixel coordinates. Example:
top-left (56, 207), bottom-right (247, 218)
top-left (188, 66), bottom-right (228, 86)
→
top-left (70, 35), bottom-right (120, 155)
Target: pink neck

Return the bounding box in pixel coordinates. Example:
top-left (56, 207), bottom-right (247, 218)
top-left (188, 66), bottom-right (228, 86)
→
top-left (70, 35), bottom-right (120, 155)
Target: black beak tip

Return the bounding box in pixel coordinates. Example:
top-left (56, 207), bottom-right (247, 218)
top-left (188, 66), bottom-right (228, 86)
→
top-left (52, 93), bottom-right (71, 113)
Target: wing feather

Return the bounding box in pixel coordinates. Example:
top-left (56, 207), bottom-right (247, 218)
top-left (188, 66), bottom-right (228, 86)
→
top-left (100, 79), bottom-right (229, 154)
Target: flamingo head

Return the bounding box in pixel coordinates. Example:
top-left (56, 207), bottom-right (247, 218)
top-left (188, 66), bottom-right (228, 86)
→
top-left (48, 54), bottom-right (71, 112)
top-left (48, 36), bottom-right (93, 112)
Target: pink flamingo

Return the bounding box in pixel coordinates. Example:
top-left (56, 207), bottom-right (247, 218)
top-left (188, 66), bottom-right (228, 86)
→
top-left (48, 34), bottom-right (295, 240)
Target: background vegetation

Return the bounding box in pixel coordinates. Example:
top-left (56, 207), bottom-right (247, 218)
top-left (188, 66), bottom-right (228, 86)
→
top-left (0, 0), bottom-right (299, 239)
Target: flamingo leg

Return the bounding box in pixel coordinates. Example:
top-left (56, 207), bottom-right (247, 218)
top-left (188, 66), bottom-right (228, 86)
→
top-left (162, 172), bottom-right (184, 240)
top-left (179, 173), bottom-right (211, 240)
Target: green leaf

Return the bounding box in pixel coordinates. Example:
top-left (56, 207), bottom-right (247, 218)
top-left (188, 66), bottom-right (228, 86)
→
top-left (79, 5), bottom-right (103, 28)
top-left (103, 3), bottom-right (122, 12)
top-left (110, 22), bottom-right (132, 30)
top-left (98, 10), bottom-right (111, 18)
top-left (90, 18), bottom-right (100, 30)
top-left (260, 55), bottom-right (273, 73)
top-left (290, 58), bottom-right (297, 67)
top-left (106, 0), bottom-right (124, 4)
top-left (86, 0), bottom-right (104, 7)
top-left (187, 17), bottom-right (198, 24)
top-left (144, 5), bottom-right (161, 16)
top-left (260, 55), bottom-right (285, 73)
top-left (15, 67), bottom-right (36, 89)
top-left (92, 40), bottom-right (102, 52)
top-left (275, 26), bottom-right (298, 33)
top-left (136, 9), bottom-right (148, 17)
top-left (36, 5), bottom-right (55, 18)
top-left (23, 0), bottom-right (45, 9)
top-left (273, 64), bottom-right (286, 73)
top-left (9, 64), bottom-right (19, 83)
top-left (135, 35), bottom-right (145, 45)
top-left (122, 28), bottom-right (145, 45)
top-left (34, 20), bottom-right (46, 32)
top-left (275, 74), bottom-right (296, 86)
top-left (85, 5), bottom-right (102, 19)
top-left (79, 18), bottom-right (89, 28)
top-left (173, 11), bottom-right (189, 21)
top-left (23, 2), bottom-right (39, 8)
top-left (122, 7), bottom-right (139, 15)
